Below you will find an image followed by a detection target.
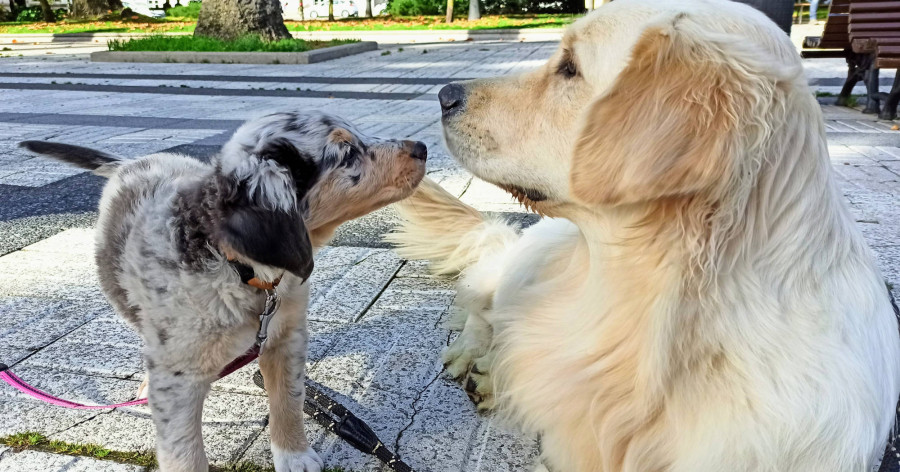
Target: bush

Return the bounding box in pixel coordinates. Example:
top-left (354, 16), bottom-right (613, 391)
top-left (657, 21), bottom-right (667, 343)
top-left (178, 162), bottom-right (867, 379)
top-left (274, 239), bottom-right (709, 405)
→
top-left (15, 6), bottom-right (66, 22)
top-left (15, 6), bottom-right (42, 21)
top-left (165, 1), bottom-right (201, 18)
top-left (386, 0), bottom-right (448, 16)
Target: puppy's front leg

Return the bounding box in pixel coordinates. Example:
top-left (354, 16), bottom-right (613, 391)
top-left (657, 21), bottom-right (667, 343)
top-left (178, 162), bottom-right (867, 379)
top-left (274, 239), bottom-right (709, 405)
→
top-left (148, 366), bottom-right (211, 472)
top-left (260, 326), bottom-right (323, 472)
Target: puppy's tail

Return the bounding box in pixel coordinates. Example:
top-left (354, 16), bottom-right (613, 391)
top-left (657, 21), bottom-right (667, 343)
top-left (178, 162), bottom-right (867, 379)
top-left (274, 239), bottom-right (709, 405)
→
top-left (385, 177), bottom-right (519, 275)
top-left (19, 141), bottom-right (121, 178)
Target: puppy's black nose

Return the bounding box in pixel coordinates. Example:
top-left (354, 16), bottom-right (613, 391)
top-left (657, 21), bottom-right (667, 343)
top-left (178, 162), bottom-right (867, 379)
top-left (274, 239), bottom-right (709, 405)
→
top-left (404, 141), bottom-right (427, 161)
top-left (439, 83), bottom-right (466, 115)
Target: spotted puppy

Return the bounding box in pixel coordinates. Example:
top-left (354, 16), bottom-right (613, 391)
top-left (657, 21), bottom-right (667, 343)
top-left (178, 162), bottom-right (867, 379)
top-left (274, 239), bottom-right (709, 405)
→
top-left (19, 112), bottom-right (427, 472)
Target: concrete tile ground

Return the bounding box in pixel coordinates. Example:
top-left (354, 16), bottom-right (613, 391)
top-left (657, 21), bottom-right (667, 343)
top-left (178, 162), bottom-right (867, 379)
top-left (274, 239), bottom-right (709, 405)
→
top-left (0, 31), bottom-right (898, 472)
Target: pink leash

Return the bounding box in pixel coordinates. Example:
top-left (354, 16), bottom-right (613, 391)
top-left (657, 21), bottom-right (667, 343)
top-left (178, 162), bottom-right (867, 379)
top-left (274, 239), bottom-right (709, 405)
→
top-left (0, 345), bottom-right (260, 410)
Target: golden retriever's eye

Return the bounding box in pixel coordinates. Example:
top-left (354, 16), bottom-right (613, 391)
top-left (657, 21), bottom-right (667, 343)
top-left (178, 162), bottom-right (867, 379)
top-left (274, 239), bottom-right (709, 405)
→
top-left (558, 58), bottom-right (577, 79)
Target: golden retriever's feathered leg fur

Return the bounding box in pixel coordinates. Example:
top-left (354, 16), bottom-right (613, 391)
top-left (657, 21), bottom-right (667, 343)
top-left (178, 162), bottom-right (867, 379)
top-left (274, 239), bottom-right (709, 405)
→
top-left (387, 177), bottom-right (521, 382)
top-left (386, 177), bottom-right (519, 276)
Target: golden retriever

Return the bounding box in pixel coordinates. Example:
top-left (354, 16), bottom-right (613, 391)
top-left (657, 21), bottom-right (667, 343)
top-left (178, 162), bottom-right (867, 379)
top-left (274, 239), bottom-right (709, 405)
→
top-left (387, 0), bottom-right (900, 471)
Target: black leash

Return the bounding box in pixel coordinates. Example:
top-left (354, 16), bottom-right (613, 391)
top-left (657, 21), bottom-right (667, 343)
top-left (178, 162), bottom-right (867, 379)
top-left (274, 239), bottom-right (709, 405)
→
top-left (878, 292), bottom-right (900, 472)
top-left (252, 370), bottom-right (414, 472)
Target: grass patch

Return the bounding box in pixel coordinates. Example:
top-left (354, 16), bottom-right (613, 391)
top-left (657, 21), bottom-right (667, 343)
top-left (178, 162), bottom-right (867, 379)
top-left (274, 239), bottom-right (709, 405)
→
top-left (108, 35), bottom-right (357, 52)
top-left (814, 91), bottom-right (864, 107)
top-left (1, 432), bottom-right (352, 471)
top-left (1, 432), bottom-right (157, 468)
top-left (166, 2), bottom-right (202, 19)
top-left (0, 14), bottom-right (575, 34)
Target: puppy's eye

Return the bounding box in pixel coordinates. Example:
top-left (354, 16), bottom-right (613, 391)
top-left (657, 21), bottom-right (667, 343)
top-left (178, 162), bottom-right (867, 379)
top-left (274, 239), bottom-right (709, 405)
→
top-left (558, 58), bottom-right (577, 79)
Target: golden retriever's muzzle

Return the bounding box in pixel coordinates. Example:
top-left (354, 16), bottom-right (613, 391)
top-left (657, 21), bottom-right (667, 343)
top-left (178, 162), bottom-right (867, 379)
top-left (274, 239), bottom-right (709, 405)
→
top-left (439, 83), bottom-right (467, 118)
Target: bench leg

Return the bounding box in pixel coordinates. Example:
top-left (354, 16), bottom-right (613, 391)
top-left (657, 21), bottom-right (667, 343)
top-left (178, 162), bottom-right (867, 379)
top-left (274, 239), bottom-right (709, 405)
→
top-left (838, 53), bottom-right (865, 107)
top-left (863, 63), bottom-right (881, 114)
top-left (878, 73), bottom-right (900, 121)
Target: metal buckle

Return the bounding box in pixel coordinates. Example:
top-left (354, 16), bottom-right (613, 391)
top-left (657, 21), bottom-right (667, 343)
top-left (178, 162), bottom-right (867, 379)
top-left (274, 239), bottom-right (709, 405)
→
top-left (256, 289), bottom-right (280, 354)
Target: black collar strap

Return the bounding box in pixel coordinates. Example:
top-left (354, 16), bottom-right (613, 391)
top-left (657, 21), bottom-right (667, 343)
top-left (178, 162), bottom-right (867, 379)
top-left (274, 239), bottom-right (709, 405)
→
top-left (228, 259), bottom-right (281, 291)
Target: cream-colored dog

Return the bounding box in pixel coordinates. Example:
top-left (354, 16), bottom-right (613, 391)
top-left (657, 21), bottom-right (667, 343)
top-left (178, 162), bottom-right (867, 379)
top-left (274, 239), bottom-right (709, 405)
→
top-left (388, 0), bottom-right (900, 471)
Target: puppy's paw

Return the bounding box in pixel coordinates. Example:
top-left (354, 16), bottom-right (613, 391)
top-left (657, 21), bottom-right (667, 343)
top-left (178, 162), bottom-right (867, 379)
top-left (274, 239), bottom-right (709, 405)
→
top-left (272, 445), bottom-right (323, 472)
top-left (442, 332), bottom-right (489, 381)
top-left (136, 375), bottom-right (149, 400)
top-left (463, 356), bottom-right (495, 411)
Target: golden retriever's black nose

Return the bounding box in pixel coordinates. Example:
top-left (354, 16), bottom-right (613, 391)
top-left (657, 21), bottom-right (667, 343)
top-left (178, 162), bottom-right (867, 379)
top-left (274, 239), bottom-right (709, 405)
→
top-left (439, 83), bottom-right (465, 115)
top-left (404, 140), bottom-right (428, 161)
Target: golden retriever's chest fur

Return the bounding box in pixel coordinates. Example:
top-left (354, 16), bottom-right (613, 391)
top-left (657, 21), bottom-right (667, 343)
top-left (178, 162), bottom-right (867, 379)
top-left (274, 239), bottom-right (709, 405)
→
top-left (485, 215), bottom-right (896, 472)
top-left (487, 220), bottom-right (678, 472)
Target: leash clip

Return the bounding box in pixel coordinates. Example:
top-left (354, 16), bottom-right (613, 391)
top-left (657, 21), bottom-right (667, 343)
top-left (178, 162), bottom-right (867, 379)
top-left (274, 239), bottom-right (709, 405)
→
top-left (256, 289), bottom-right (280, 354)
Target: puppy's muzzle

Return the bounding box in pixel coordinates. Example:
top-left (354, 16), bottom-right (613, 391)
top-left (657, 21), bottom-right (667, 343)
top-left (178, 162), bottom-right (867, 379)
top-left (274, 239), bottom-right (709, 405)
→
top-left (403, 140), bottom-right (428, 161)
top-left (439, 83), bottom-right (466, 117)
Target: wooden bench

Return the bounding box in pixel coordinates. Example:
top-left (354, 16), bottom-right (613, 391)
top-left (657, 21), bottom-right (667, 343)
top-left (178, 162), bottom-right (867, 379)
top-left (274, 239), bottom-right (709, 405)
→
top-left (801, 0), bottom-right (863, 107)
top-left (802, 0), bottom-right (900, 119)
top-left (849, 1), bottom-right (900, 118)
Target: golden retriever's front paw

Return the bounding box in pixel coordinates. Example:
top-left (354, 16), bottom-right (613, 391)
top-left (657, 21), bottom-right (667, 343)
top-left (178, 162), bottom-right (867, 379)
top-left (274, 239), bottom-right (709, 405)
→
top-left (464, 356), bottom-right (495, 411)
top-left (533, 462), bottom-right (550, 472)
top-left (442, 330), bottom-right (490, 380)
top-left (442, 344), bottom-right (475, 381)
top-left (272, 445), bottom-right (323, 472)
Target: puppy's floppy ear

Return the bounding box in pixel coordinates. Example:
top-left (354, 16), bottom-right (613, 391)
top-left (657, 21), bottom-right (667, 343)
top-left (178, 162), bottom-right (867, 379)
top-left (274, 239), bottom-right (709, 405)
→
top-left (570, 16), bottom-right (762, 206)
top-left (219, 138), bottom-right (315, 281)
top-left (220, 206), bottom-right (314, 282)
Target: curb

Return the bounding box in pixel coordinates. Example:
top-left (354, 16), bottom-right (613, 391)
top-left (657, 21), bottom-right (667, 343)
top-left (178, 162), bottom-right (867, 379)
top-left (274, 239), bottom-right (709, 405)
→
top-left (89, 41), bottom-right (377, 64)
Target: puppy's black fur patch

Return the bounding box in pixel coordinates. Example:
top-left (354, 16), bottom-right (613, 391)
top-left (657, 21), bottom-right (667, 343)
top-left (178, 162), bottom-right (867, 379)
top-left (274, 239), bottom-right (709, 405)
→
top-left (218, 139), bottom-right (316, 281)
top-left (257, 138), bottom-right (320, 197)
top-left (220, 206), bottom-right (313, 281)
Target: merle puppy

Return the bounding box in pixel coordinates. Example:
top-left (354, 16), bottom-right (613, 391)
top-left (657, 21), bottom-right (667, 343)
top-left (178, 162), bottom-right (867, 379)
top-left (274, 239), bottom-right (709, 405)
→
top-left (20, 112), bottom-right (427, 472)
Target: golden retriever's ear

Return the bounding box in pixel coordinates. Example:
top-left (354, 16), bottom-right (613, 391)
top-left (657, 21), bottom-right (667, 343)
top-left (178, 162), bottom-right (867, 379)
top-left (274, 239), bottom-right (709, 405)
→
top-left (570, 20), bottom-right (747, 206)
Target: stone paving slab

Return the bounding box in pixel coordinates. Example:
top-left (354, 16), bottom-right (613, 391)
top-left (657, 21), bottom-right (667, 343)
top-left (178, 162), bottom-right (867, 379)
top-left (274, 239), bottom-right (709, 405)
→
top-left (0, 399), bottom-right (100, 438)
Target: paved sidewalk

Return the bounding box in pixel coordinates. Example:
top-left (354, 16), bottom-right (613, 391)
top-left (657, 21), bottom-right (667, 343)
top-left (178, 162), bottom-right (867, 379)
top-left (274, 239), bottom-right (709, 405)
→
top-left (0, 40), bottom-right (898, 472)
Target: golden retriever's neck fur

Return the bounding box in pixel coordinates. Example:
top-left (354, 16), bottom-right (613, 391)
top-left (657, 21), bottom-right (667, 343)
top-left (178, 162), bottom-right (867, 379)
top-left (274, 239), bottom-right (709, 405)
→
top-left (549, 89), bottom-right (866, 471)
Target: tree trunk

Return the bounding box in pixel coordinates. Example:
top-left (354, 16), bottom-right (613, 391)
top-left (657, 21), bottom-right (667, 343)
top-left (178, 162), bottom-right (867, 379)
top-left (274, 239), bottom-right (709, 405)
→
top-left (467, 0), bottom-right (479, 20)
top-left (71, 0), bottom-right (112, 18)
top-left (38, 0), bottom-right (55, 21)
top-left (365, 0), bottom-right (372, 17)
top-left (445, 0), bottom-right (453, 23)
top-left (328, 0), bottom-right (334, 21)
top-left (732, 0), bottom-right (793, 33)
top-left (195, 0), bottom-right (291, 41)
